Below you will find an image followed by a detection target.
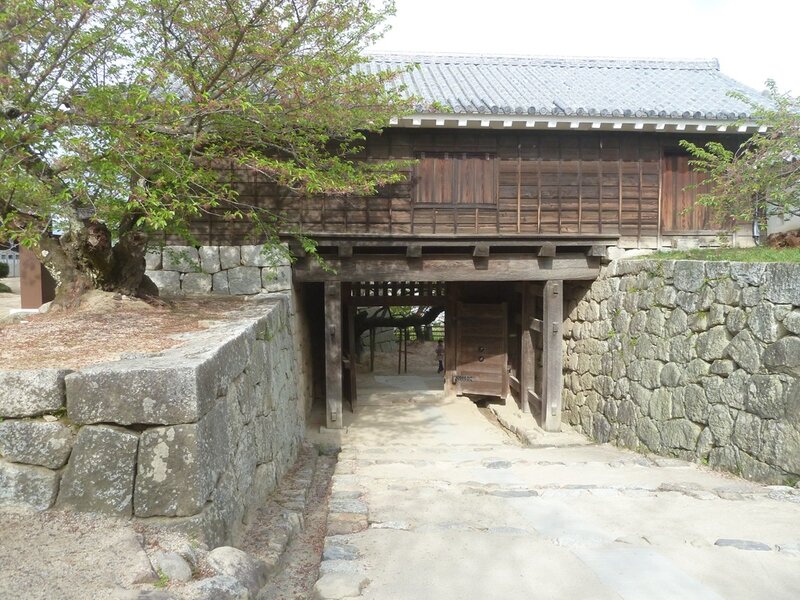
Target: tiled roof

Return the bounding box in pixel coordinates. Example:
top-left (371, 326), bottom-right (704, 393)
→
top-left (360, 53), bottom-right (766, 121)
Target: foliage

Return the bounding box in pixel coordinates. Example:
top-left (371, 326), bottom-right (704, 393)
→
top-left (0, 262), bottom-right (8, 278)
top-left (645, 247), bottom-right (800, 263)
top-left (0, 0), bottom-right (413, 302)
top-left (680, 82), bottom-right (800, 230)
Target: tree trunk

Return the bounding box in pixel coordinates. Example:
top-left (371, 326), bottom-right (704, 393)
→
top-left (35, 220), bottom-right (155, 308)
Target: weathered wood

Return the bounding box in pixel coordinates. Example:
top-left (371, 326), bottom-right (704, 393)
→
top-left (338, 243), bottom-right (353, 258)
top-left (473, 243), bottom-right (490, 258)
top-left (347, 297), bottom-right (357, 413)
top-left (587, 245), bottom-right (608, 258)
top-left (542, 280), bottom-right (563, 432)
top-left (538, 243), bottom-right (556, 258)
top-left (406, 244), bottom-right (422, 258)
top-left (294, 253), bottom-right (600, 282)
top-left (443, 283), bottom-right (459, 398)
top-left (520, 284), bottom-right (535, 415)
top-left (324, 281), bottom-right (343, 429)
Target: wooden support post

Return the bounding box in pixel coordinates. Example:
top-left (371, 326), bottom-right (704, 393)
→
top-left (369, 328), bottom-right (376, 373)
top-left (347, 297), bottom-right (357, 413)
top-left (324, 281), bottom-right (343, 429)
top-left (520, 283), bottom-right (535, 414)
top-left (542, 280), bottom-right (563, 432)
top-left (443, 283), bottom-right (459, 398)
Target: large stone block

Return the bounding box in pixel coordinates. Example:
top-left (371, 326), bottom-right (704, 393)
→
top-left (240, 244), bottom-right (274, 267)
top-left (731, 411), bottom-right (762, 456)
top-left (134, 402), bottom-right (230, 518)
top-left (144, 247), bottom-right (162, 270)
top-left (673, 261), bottom-right (706, 292)
top-left (0, 420), bottom-right (74, 468)
top-left (66, 319), bottom-right (257, 425)
top-left (759, 421), bottom-right (800, 475)
top-left (228, 266), bottom-right (262, 295)
top-left (0, 460), bottom-right (60, 510)
top-left (764, 264), bottom-right (800, 305)
top-left (784, 310), bottom-right (800, 334)
top-left (261, 265), bottom-right (292, 293)
top-left (57, 425), bottom-right (139, 516)
top-left (145, 270), bottom-right (181, 295)
top-left (746, 374), bottom-right (787, 419)
top-left (162, 246), bottom-right (200, 272)
top-left (748, 302), bottom-right (783, 343)
top-left (727, 331), bottom-right (761, 373)
top-left (708, 405), bottom-right (734, 446)
top-left (762, 337), bottom-right (800, 375)
top-left (0, 369), bottom-right (70, 418)
top-left (219, 246), bottom-right (242, 270)
top-left (696, 326), bottom-right (731, 362)
top-left (660, 419), bottom-right (702, 450)
top-left (731, 263), bottom-right (767, 286)
top-left (212, 270), bottom-right (230, 294)
top-left (200, 246), bottom-right (221, 274)
top-left (182, 272), bottom-right (213, 295)
top-left (66, 359), bottom-right (211, 425)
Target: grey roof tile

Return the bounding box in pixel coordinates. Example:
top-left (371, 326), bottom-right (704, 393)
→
top-left (360, 53), bottom-right (766, 120)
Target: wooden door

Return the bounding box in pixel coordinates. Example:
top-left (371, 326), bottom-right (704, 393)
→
top-left (455, 302), bottom-right (508, 398)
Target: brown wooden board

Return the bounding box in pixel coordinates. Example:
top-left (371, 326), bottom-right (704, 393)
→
top-left (455, 302), bottom-right (508, 398)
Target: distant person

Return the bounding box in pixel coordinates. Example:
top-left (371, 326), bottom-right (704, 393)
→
top-left (436, 339), bottom-right (444, 373)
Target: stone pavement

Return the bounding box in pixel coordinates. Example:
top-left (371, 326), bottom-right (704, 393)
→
top-left (313, 389), bottom-right (800, 600)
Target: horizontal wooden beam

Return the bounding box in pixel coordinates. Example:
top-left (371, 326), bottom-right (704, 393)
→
top-left (347, 295), bottom-right (445, 307)
top-left (294, 253), bottom-right (601, 282)
top-left (406, 244), bottom-right (422, 258)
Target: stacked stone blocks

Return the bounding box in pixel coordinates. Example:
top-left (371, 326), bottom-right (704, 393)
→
top-left (564, 260), bottom-right (800, 484)
top-left (145, 244), bottom-right (292, 296)
top-left (0, 297), bottom-right (304, 547)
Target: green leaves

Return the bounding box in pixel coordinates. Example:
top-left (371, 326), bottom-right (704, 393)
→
top-left (681, 82), bottom-right (800, 229)
top-left (1, 0), bottom-right (412, 294)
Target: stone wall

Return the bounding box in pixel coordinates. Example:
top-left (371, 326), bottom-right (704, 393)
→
top-left (0, 296), bottom-right (306, 547)
top-left (145, 244), bottom-right (292, 296)
top-left (564, 260), bottom-right (800, 484)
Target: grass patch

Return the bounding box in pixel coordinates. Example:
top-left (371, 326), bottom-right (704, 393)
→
top-left (642, 247), bottom-right (800, 263)
top-left (0, 282), bottom-right (11, 293)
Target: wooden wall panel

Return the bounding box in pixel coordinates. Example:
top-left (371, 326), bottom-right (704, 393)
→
top-left (185, 129), bottom-right (740, 244)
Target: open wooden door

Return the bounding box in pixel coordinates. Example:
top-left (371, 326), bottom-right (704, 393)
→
top-left (455, 302), bottom-right (508, 398)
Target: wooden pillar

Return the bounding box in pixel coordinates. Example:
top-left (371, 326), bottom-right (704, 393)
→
top-left (520, 283), bottom-right (535, 414)
top-left (542, 280), bottom-right (563, 432)
top-left (346, 288), bottom-right (357, 413)
top-left (20, 246), bottom-right (56, 309)
top-left (443, 282), bottom-right (459, 398)
top-left (324, 281), bottom-right (343, 429)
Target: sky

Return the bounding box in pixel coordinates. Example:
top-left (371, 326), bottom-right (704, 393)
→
top-left (369, 0), bottom-right (799, 96)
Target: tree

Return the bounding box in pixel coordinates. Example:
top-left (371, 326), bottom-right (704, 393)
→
top-left (1, 0), bottom-right (412, 306)
top-left (681, 82), bottom-right (800, 236)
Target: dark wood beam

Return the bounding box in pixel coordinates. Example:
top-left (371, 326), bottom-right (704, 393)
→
top-left (338, 243), bottom-right (353, 258)
top-left (324, 281), bottom-right (343, 429)
top-left (294, 253), bottom-right (601, 282)
top-left (406, 244), bottom-right (422, 258)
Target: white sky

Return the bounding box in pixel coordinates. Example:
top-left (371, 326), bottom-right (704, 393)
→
top-left (370, 0), bottom-right (798, 96)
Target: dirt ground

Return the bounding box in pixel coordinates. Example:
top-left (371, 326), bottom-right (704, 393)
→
top-left (0, 292), bottom-right (248, 370)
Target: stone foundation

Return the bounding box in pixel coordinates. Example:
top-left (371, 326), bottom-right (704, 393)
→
top-left (564, 260), bottom-right (800, 484)
top-left (145, 244), bottom-right (292, 296)
top-left (0, 295), bottom-right (306, 546)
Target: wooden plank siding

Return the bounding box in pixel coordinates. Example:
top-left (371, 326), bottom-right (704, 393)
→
top-left (661, 153), bottom-right (714, 233)
top-left (187, 130), bottom-right (741, 245)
